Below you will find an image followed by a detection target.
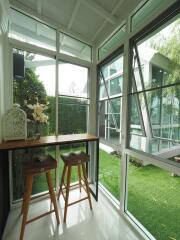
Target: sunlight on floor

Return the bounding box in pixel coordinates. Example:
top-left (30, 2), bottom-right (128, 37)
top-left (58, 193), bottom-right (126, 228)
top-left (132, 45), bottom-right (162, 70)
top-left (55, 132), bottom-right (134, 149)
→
top-left (3, 190), bottom-right (141, 240)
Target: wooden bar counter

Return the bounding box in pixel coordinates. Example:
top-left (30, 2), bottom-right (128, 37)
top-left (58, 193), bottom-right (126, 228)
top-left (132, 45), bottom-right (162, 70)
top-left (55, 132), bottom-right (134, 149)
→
top-left (0, 134), bottom-right (99, 151)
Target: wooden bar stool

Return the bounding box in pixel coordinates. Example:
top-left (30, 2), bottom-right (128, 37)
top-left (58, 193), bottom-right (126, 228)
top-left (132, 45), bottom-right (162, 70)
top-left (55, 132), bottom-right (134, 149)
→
top-left (57, 151), bottom-right (92, 223)
top-left (20, 154), bottom-right (60, 240)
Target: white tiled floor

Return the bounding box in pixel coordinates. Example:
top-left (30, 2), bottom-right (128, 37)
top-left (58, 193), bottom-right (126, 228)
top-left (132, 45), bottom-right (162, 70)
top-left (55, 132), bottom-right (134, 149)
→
top-left (3, 190), bottom-right (142, 240)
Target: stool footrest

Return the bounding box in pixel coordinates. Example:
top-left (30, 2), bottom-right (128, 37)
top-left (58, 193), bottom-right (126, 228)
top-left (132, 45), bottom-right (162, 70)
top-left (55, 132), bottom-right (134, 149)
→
top-left (67, 197), bottom-right (89, 207)
top-left (26, 209), bottom-right (55, 224)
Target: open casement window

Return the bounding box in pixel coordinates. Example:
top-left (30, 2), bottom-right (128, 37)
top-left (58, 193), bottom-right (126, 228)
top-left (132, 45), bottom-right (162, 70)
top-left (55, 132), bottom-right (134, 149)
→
top-left (128, 13), bottom-right (180, 157)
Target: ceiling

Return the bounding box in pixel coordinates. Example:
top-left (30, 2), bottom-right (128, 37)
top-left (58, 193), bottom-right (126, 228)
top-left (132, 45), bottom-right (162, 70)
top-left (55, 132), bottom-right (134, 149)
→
top-left (9, 0), bottom-right (142, 46)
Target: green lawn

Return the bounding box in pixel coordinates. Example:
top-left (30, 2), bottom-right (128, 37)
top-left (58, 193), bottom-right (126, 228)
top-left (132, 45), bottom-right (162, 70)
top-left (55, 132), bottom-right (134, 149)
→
top-left (99, 150), bottom-right (180, 240)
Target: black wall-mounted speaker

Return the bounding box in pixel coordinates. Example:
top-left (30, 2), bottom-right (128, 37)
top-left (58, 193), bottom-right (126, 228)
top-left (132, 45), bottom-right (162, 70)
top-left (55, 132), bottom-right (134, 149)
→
top-left (13, 53), bottom-right (25, 80)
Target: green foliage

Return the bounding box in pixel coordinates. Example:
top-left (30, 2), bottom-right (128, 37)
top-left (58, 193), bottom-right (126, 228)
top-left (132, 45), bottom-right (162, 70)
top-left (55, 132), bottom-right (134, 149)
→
top-left (14, 68), bottom-right (47, 119)
top-left (58, 97), bottom-right (87, 134)
top-left (47, 96), bottom-right (56, 135)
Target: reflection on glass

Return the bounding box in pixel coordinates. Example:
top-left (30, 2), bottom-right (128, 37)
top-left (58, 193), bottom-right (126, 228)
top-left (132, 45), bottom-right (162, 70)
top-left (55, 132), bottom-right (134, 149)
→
top-left (127, 160), bottom-right (180, 240)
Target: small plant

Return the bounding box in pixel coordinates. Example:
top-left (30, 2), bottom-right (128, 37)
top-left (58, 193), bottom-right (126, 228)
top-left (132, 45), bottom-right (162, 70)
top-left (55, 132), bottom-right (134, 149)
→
top-left (25, 98), bottom-right (49, 138)
top-left (26, 98), bottom-right (49, 124)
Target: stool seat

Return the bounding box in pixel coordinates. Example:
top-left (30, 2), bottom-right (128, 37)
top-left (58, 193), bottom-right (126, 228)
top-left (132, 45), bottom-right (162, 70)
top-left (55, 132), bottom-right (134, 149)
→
top-left (58, 151), bottom-right (92, 223)
top-left (60, 151), bottom-right (89, 166)
top-left (23, 154), bottom-right (57, 174)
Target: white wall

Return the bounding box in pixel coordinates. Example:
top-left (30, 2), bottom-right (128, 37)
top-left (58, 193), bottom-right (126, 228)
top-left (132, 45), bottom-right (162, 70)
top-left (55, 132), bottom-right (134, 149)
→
top-left (0, 0), bottom-right (10, 142)
top-left (0, 31), bottom-right (5, 142)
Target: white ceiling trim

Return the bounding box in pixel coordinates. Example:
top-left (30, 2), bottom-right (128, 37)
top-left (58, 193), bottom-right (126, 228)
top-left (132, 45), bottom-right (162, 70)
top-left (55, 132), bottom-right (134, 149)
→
top-left (68, 0), bottom-right (80, 29)
top-left (92, 0), bottom-right (125, 42)
top-left (81, 0), bottom-right (118, 25)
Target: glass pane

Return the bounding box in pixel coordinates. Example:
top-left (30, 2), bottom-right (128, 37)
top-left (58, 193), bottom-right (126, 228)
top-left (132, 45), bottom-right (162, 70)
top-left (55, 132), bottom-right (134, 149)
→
top-left (108, 114), bottom-right (120, 129)
top-left (59, 32), bottom-right (91, 62)
top-left (58, 96), bottom-right (88, 134)
top-left (99, 81), bottom-right (108, 99)
top-left (146, 85), bottom-right (180, 140)
top-left (130, 94), bottom-right (143, 134)
top-left (110, 76), bottom-right (123, 96)
top-left (127, 160), bottom-right (180, 240)
top-left (100, 56), bottom-right (123, 100)
top-left (98, 25), bottom-right (126, 60)
top-left (12, 49), bottom-right (56, 201)
top-left (102, 56), bottom-right (123, 79)
top-left (110, 98), bottom-right (121, 113)
top-left (58, 62), bottom-right (88, 98)
top-left (133, 65), bottom-right (144, 92)
top-left (108, 128), bottom-right (120, 143)
top-left (9, 9), bottom-right (56, 51)
top-left (99, 149), bottom-right (121, 201)
top-left (99, 101), bottom-right (106, 138)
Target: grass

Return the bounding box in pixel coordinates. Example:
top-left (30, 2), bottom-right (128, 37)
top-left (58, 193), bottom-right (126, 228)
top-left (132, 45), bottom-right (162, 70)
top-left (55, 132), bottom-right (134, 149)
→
top-left (99, 150), bottom-right (180, 240)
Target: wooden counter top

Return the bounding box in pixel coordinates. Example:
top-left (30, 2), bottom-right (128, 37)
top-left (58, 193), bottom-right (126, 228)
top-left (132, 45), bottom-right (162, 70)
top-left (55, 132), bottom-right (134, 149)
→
top-left (0, 134), bottom-right (99, 151)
